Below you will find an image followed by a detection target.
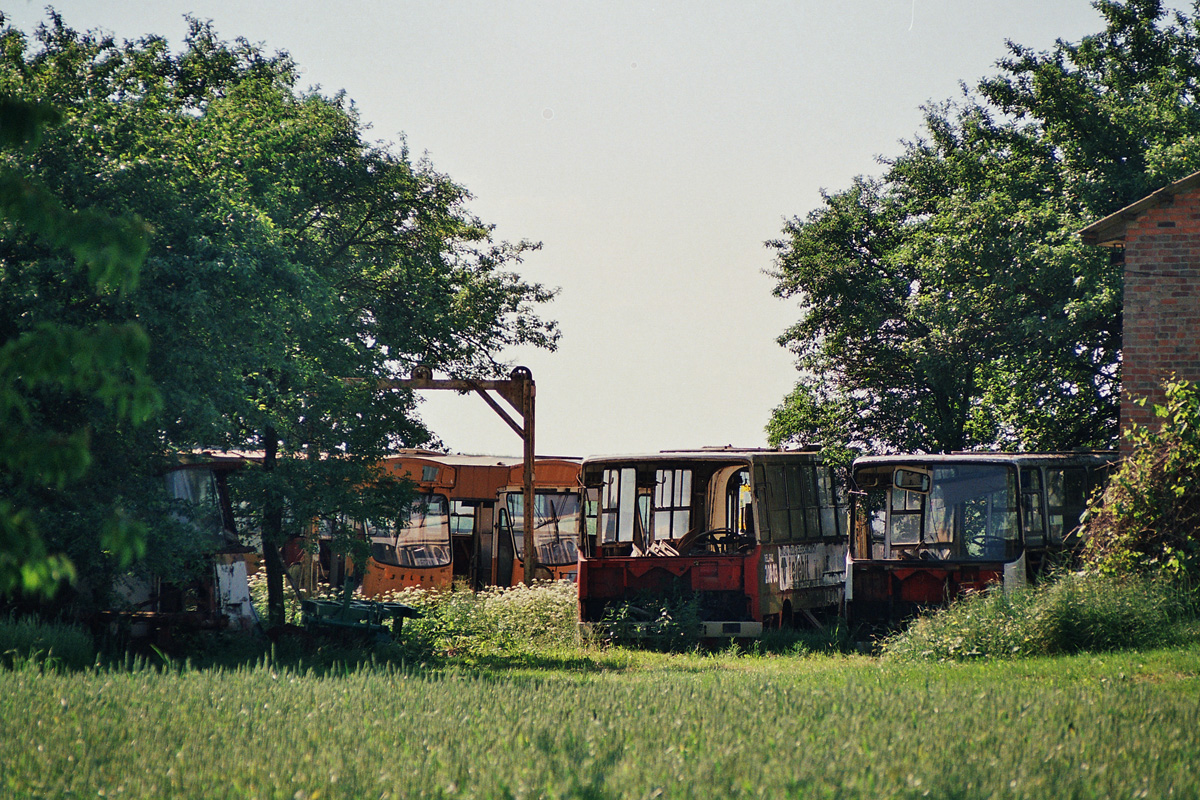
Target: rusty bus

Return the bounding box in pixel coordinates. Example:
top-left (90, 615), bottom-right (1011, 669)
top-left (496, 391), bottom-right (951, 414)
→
top-left (576, 448), bottom-right (847, 638)
top-left (359, 451), bottom-right (581, 595)
top-left (846, 451), bottom-right (1117, 623)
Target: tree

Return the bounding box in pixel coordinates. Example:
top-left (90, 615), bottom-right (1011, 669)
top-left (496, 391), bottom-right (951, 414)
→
top-left (0, 91), bottom-right (159, 598)
top-left (0, 14), bottom-right (559, 621)
top-left (768, 0), bottom-right (1199, 455)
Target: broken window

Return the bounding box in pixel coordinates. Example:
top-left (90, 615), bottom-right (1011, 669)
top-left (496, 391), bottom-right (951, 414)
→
top-left (653, 468), bottom-right (692, 541)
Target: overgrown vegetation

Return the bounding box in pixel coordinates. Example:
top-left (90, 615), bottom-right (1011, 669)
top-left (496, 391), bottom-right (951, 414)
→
top-left (591, 591), bottom-right (705, 651)
top-left (244, 575), bottom-right (579, 666)
top-left (379, 580), bottom-right (579, 662)
top-left (882, 571), bottom-right (1199, 661)
top-left (0, 614), bottom-right (94, 669)
top-left (1082, 378), bottom-right (1200, 584)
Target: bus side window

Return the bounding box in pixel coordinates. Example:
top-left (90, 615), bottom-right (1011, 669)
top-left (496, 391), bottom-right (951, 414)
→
top-left (802, 466), bottom-right (821, 540)
top-left (784, 466), bottom-right (805, 540)
top-left (1046, 467), bottom-right (1088, 545)
top-left (753, 465), bottom-right (773, 543)
top-left (817, 467), bottom-right (839, 539)
top-left (1021, 468), bottom-right (1046, 548)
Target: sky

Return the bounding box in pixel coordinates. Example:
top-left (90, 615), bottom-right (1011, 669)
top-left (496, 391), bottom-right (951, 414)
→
top-left (1, 1), bottom-right (1168, 458)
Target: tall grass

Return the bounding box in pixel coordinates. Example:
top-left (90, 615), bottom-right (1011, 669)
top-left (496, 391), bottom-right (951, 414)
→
top-left (0, 615), bottom-right (94, 670)
top-left (883, 570), bottom-right (1199, 661)
top-left (3, 643), bottom-right (1199, 798)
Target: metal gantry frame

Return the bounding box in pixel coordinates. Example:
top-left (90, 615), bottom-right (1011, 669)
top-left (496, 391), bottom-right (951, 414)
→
top-left (380, 366), bottom-right (539, 585)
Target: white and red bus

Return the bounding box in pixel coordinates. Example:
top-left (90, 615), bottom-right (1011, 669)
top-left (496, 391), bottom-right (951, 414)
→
top-left (846, 451), bottom-right (1117, 624)
top-left (577, 448), bottom-right (847, 638)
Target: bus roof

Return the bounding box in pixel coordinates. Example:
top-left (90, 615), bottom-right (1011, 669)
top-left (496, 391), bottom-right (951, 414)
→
top-left (380, 450), bottom-right (581, 500)
top-left (853, 451), bottom-right (1119, 470)
top-left (582, 447), bottom-right (824, 468)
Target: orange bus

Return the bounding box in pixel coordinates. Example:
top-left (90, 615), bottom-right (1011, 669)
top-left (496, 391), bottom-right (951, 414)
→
top-left (360, 451), bottom-right (581, 595)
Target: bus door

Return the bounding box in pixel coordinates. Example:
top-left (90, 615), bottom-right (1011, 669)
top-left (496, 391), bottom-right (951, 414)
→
top-left (495, 505), bottom-right (515, 586)
top-left (450, 500), bottom-right (474, 583)
top-left (474, 503), bottom-right (495, 589)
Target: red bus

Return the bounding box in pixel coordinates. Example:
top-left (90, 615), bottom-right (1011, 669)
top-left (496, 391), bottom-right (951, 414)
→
top-left (360, 451), bottom-right (581, 596)
top-left (576, 448), bottom-right (847, 638)
top-left (846, 451), bottom-right (1117, 624)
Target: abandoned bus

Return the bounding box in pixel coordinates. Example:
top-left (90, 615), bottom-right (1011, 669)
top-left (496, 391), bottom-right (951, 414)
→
top-left (846, 451), bottom-right (1117, 623)
top-left (104, 452), bottom-right (260, 641)
top-left (576, 448), bottom-right (847, 638)
top-left (360, 451), bottom-right (581, 596)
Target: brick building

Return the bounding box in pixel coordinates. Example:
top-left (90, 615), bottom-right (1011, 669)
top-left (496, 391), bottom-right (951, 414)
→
top-left (1080, 170), bottom-right (1200, 446)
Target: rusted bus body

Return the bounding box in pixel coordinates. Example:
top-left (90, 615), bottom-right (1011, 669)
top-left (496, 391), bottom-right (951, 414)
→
top-left (576, 448), bottom-right (848, 638)
top-left (846, 452), bottom-right (1117, 624)
top-left (360, 451), bottom-right (581, 596)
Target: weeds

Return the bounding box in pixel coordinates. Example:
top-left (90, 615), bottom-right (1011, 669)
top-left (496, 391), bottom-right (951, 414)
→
top-left (883, 570), bottom-right (1199, 660)
top-left (370, 580), bottom-right (579, 662)
top-left (1083, 377), bottom-right (1200, 583)
top-left (591, 592), bottom-right (704, 651)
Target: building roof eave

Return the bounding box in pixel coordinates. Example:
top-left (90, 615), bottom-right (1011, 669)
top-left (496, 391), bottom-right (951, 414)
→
top-left (1079, 169), bottom-right (1200, 246)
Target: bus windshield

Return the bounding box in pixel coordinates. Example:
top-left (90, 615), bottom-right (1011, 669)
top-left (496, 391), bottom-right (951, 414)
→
top-left (166, 467), bottom-right (234, 547)
top-left (506, 491), bottom-right (581, 566)
top-left (366, 493), bottom-right (451, 568)
top-left (856, 464), bottom-right (1019, 562)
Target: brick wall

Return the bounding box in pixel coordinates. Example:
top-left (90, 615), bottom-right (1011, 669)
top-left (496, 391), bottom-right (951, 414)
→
top-left (1121, 186), bottom-right (1200, 440)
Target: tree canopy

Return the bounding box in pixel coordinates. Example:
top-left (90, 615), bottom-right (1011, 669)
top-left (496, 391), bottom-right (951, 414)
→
top-left (0, 92), bottom-right (157, 598)
top-left (767, 0), bottom-right (1200, 455)
top-left (0, 13), bottom-right (558, 616)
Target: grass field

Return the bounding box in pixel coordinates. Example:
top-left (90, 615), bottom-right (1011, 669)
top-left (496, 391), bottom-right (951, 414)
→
top-left (3, 641), bottom-right (1199, 799)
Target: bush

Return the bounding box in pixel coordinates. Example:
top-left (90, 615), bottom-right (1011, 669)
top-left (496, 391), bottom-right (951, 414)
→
top-left (882, 571), bottom-right (1197, 660)
top-left (1082, 377), bottom-right (1200, 584)
top-left (0, 615), bottom-right (95, 669)
top-left (374, 580), bottom-right (579, 660)
top-left (591, 592), bottom-right (704, 651)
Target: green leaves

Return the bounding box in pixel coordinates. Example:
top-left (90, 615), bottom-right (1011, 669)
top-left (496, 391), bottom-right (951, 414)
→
top-left (768, 2), bottom-right (1200, 454)
top-left (99, 511), bottom-right (148, 571)
top-left (1, 10), bottom-right (559, 611)
top-left (1083, 378), bottom-right (1200, 583)
top-left (0, 80), bottom-right (158, 597)
top-left (0, 500), bottom-right (77, 596)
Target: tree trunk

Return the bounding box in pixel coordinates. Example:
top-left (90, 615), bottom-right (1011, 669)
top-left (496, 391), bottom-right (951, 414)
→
top-left (261, 425), bottom-right (287, 627)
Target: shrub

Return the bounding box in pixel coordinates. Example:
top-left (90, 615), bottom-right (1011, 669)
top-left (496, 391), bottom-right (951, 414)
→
top-left (1082, 377), bottom-right (1200, 585)
top-left (882, 571), bottom-right (1197, 661)
top-left (373, 580), bottom-right (578, 660)
top-left (592, 592), bottom-right (703, 651)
